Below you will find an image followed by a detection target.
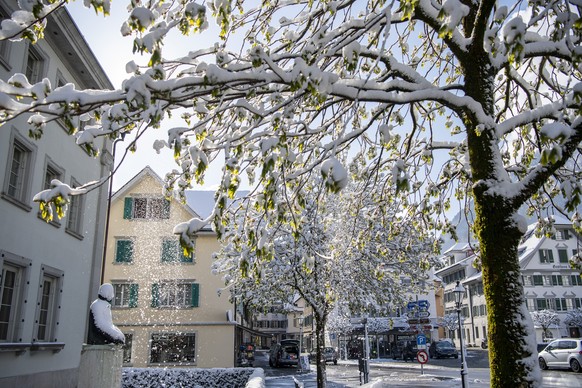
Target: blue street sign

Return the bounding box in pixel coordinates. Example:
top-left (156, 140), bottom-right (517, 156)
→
top-left (417, 300), bottom-right (430, 308)
top-left (407, 301), bottom-right (418, 309)
top-left (417, 334), bottom-right (427, 346)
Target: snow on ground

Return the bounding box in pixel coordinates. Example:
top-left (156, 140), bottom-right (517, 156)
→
top-left (121, 367), bottom-right (263, 388)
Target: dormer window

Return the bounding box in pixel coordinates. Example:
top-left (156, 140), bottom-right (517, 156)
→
top-left (555, 229), bottom-right (570, 241)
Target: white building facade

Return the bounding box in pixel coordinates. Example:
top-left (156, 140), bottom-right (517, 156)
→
top-left (0, 1), bottom-right (113, 386)
top-left (437, 217), bottom-right (582, 347)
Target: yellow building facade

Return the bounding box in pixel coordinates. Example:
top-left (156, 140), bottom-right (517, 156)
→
top-left (103, 167), bottom-right (236, 368)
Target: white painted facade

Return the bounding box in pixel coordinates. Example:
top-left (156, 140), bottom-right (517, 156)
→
top-left (436, 217), bottom-right (582, 347)
top-left (0, 1), bottom-right (112, 386)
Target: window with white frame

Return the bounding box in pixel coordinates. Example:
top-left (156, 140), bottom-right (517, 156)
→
top-left (66, 178), bottom-right (84, 237)
top-left (161, 238), bottom-right (193, 263)
top-left (556, 229), bottom-right (570, 241)
top-left (0, 253), bottom-right (30, 342)
top-left (0, 6), bottom-right (11, 69)
top-left (35, 266), bottom-right (63, 342)
top-left (151, 282), bottom-right (199, 308)
top-left (532, 275), bottom-right (544, 286)
top-left (149, 333), bottom-right (196, 364)
top-left (555, 298), bottom-right (567, 311)
top-left (3, 132), bottom-right (35, 208)
top-left (539, 249), bottom-right (554, 264)
top-left (123, 197), bottom-right (170, 220)
top-left (122, 333), bottom-right (133, 364)
top-left (41, 160), bottom-right (64, 225)
top-left (25, 45), bottom-right (45, 83)
top-left (551, 275), bottom-right (563, 286)
top-left (112, 283), bottom-right (139, 308)
top-left (571, 274), bottom-right (582, 286)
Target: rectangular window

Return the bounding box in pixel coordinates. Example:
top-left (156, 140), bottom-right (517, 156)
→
top-left (533, 275), bottom-right (544, 286)
top-left (536, 298), bottom-right (547, 310)
top-left (551, 275), bottom-right (563, 286)
top-left (25, 46), bottom-right (45, 83)
top-left (151, 282), bottom-right (199, 308)
top-left (526, 299), bottom-right (535, 312)
top-left (571, 275), bottom-right (582, 286)
top-left (0, 259), bottom-right (28, 342)
top-left (0, 7), bottom-right (10, 68)
top-left (556, 229), bottom-right (570, 240)
top-left (123, 333), bottom-right (133, 364)
top-left (35, 266), bottom-right (63, 342)
top-left (555, 298), bottom-right (567, 311)
top-left (539, 250), bottom-right (554, 263)
top-left (558, 249), bottom-right (569, 264)
top-left (123, 197), bottom-right (170, 220)
top-left (112, 283), bottom-right (139, 308)
top-left (66, 178), bottom-right (84, 236)
top-left (150, 333), bottom-right (196, 364)
top-left (115, 239), bottom-right (134, 264)
top-left (161, 238), bottom-right (193, 263)
top-left (4, 136), bottom-right (34, 206)
top-left (522, 275), bottom-right (533, 286)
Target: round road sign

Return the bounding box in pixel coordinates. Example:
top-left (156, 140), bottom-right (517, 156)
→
top-left (416, 350), bottom-right (428, 364)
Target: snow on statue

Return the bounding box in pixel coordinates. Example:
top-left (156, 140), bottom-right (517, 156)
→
top-left (1, 1), bottom-right (581, 387)
top-left (87, 283), bottom-right (125, 345)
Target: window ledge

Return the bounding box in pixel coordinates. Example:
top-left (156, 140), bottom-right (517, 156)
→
top-left (0, 342), bottom-right (32, 355)
top-left (65, 228), bottom-right (84, 240)
top-left (1, 193), bottom-right (32, 212)
top-left (30, 342), bottom-right (65, 353)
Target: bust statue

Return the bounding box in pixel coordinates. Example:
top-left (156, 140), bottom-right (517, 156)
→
top-left (87, 283), bottom-right (125, 345)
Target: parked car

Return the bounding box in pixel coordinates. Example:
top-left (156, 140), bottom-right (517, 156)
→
top-left (429, 340), bottom-right (459, 359)
top-left (538, 338), bottom-right (582, 373)
top-left (309, 347), bottom-right (338, 364)
top-left (269, 340), bottom-right (300, 367)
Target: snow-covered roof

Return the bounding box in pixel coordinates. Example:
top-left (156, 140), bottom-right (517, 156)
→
top-left (434, 254), bottom-right (474, 276)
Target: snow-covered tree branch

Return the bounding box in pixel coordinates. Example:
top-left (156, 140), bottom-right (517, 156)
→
top-left (1, 1), bottom-right (581, 386)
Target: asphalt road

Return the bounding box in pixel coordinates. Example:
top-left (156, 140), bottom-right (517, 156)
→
top-left (257, 349), bottom-right (582, 387)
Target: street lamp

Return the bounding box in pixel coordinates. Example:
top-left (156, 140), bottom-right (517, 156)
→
top-left (454, 280), bottom-right (468, 388)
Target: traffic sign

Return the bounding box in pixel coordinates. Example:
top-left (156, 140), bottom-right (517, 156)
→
top-left (417, 300), bottom-right (430, 309)
top-left (417, 350), bottom-right (428, 364)
top-left (418, 311), bottom-right (430, 318)
top-left (416, 334), bottom-right (427, 349)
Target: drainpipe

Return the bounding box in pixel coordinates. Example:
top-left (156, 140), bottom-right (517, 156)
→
top-left (100, 137), bottom-right (123, 284)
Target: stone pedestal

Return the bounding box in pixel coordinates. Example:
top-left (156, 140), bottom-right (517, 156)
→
top-left (78, 344), bottom-right (123, 388)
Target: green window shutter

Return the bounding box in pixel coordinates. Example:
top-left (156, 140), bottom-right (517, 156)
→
top-left (129, 284), bottom-right (139, 307)
top-left (116, 240), bottom-right (134, 263)
top-left (559, 249), bottom-right (569, 263)
top-left (191, 283), bottom-right (199, 307)
top-left (161, 240), bottom-right (176, 262)
top-left (162, 199), bottom-right (170, 219)
top-left (151, 283), bottom-right (159, 307)
top-left (548, 250), bottom-right (554, 263)
top-left (123, 197), bottom-right (133, 219)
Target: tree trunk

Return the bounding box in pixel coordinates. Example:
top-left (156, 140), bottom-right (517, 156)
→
top-left (315, 317), bottom-right (327, 388)
top-left (461, 43), bottom-right (540, 385)
top-left (474, 199), bottom-right (539, 387)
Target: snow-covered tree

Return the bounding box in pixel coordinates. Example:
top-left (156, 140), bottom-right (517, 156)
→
top-left (564, 308), bottom-right (582, 329)
top-left (213, 179), bottom-right (435, 387)
top-left (530, 310), bottom-right (560, 342)
top-left (1, 1), bottom-right (581, 386)
top-left (438, 313), bottom-right (460, 340)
